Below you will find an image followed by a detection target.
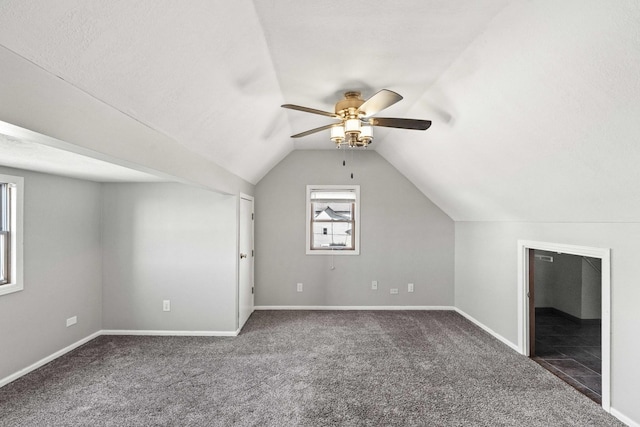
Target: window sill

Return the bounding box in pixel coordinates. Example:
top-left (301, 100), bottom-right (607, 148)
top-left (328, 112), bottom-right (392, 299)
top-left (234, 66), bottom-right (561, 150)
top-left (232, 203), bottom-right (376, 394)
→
top-left (0, 282), bottom-right (24, 296)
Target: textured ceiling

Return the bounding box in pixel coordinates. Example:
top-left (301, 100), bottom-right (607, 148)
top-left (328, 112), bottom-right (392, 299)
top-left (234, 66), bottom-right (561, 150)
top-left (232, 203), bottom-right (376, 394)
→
top-left (1, 1), bottom-right (639, 221)
top-left (0, 133), bottom-right (166, 182)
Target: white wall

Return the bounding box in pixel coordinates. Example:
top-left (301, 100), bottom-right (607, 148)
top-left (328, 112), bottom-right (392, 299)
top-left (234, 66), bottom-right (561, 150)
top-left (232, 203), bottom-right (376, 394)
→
top-left (102, 183), bottom-right (237, 332)
top-left (0, 166), bottom-right (102, 381)
top-left (455, 221), bottom-right (640, 422)
top-left (255, 150), bottom-right (454, 307)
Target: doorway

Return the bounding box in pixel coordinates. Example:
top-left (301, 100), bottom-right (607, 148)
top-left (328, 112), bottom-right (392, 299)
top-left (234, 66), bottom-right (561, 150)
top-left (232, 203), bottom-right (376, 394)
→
top-left (517, 240), bottom-right (610, 411)
top-left (238, 194), bottom-right (254, 330)
top-left (529, 250), bottom-right (602, 403)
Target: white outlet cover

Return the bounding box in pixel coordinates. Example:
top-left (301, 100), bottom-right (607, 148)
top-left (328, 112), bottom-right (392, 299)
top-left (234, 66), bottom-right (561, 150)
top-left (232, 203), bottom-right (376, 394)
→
top-left (66, 316), bottom-right (77, 327)
top-left (372, 280), bottom-right (378, 290)
top-left (297, 283), bottom-right (303, 292)
top-left (408, 283), bottom-right (414, 292)
top-left (390, 288), bottom-right (399, 294)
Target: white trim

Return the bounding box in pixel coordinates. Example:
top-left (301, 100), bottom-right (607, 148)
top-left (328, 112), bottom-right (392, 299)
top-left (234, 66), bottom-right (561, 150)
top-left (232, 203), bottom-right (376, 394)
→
top-left (610, 407), bottom-right (640, 427)
top-left (237, 193), bottom-right (255, 332)
top-left (454, 308), bottom-right (520, 352)
top-left (255, 306), bottom-right (521, 353)
top-left (517, 239), bottom-right (611, 412)
top-left (0, 328), bottom-right (242, 389)
top-left (0, 120), bottom-right (181, 184)
top-left (101, 329), bottom-right (240, 337)
top-left (254, 305), bottom-right (455, 311)
top-left (0, 330), bottom-right (101, 388)
top-left (0, 173), bottom-right (24, 296)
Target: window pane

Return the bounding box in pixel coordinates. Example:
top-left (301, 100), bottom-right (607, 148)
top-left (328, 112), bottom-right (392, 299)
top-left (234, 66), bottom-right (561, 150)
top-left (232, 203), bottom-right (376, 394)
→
top-left (311, 221), bottom-right (352, 249)
top-left (0, 183), bottom-right (7, 231)
top-left (312, 201), bottom-right (352, 221)
top-left (0, 184), bottom-right (7, 284)
top-left (307, 185), bottom-right (359, 255)
top-left (0, 232), bottom-right (7, 284)
top-left (311, 195), bottom-right (354, 250)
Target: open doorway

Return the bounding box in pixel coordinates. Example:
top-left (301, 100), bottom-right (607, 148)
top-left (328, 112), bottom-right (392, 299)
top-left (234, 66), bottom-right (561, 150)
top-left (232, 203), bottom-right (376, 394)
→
top-left (530, 250), bottom-right (602, 403)
top-left (517, 240), bottom-right (610, 411)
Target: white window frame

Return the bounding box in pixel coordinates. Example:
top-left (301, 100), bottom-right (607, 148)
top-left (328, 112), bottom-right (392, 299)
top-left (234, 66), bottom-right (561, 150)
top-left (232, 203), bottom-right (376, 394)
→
top-left (0, 173), bottom-right (24, 296)
top-left (306, 185), bottom-right (360, 255)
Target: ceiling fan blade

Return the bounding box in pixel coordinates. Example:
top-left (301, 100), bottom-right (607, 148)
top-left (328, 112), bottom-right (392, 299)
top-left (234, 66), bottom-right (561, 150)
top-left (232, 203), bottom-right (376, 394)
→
top-left (359, 89), bottom-right (403, 117)
top-left (291, 123), bottom-right (338, 138)
top-left (281, 104), bottom-right (338, 118)
top-left (370, 117), bottom-right (432, 130)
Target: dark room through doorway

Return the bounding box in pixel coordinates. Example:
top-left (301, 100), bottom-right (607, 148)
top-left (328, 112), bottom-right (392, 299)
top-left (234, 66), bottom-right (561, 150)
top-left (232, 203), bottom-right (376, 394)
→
top-left (529, 250), bottom-right (602, 404)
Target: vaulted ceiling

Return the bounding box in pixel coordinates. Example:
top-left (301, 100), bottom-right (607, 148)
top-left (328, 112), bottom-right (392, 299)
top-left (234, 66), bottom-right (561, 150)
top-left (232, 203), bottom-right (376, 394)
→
top-left (1, 1), bottom-right (639, 221)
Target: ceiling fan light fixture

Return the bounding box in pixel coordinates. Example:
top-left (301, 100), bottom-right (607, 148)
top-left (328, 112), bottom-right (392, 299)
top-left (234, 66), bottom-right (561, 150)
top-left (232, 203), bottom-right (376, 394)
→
top-left (330, 125), bottom-right (345, 144)
top-left (360, 124), bottom-right (373, 140)
top-left (344, 118), bottom-right (361, 135)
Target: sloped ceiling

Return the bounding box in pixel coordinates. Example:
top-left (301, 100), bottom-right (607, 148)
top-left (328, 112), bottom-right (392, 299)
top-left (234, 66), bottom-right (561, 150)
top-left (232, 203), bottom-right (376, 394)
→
top-left (1, 1), bottom-right (639, 221)
top-left (0, 133), bottom-right (167, 182)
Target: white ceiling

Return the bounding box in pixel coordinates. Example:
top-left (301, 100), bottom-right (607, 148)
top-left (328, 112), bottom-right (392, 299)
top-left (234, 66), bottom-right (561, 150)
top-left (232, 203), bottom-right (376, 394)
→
top-left (0, 133), bottom-right (166, 183)
top-left (1, 1), bottom-right (639, 221)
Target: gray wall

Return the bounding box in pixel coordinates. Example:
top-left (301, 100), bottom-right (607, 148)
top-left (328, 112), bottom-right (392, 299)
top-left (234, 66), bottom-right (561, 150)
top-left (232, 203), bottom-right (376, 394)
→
top-left (255, 150), bottom-right (454, 307)
top-left (534, 251), bottom-right (582, 318)
top-left (455, 221), bottom-right (640, 421)
top-left (102, 183), bottom-right (237, 332)
top-left (534, 252), bottom-right (601, 320)
top-left (532, 254), bottom-right (554, 308)
top-left (582, 257), bottom-right (602, 319)
top-left (0, 166), bottom-right (102, 381)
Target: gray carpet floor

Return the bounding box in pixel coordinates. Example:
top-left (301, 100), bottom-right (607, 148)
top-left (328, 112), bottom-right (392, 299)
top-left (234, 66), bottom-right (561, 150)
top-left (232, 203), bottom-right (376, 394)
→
top-left (0, 310), bottom-right (623, 426)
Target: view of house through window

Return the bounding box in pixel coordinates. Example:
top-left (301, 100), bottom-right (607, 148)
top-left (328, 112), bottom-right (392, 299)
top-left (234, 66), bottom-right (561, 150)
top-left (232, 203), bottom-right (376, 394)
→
top-left (0, 182), bottom-right (12, 285)
top-left (306, 185), bottom-right (360, 255)
top-left (0, 173), bottom-right (23, 296)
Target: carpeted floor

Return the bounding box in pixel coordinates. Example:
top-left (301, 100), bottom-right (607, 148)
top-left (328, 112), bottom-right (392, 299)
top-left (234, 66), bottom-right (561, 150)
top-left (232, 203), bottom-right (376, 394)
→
top-left (0, 311), bottom-right (623, 426)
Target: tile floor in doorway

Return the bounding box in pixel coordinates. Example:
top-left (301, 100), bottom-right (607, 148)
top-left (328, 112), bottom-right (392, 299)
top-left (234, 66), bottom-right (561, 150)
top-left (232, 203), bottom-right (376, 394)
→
top-left (532, 310), bottom-right (602, 404)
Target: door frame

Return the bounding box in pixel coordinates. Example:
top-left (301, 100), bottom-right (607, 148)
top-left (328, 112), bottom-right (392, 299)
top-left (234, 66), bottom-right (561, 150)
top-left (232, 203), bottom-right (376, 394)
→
top-left (237, 193), bottom-right (254, 330)
top-left (517, 240), bottom-right (611, 411)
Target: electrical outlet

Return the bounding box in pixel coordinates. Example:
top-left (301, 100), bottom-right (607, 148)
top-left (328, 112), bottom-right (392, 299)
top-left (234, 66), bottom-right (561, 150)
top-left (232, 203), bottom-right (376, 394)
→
top-left (390, 288), bottom-right (399, 295)
top-left (297, 283), bottom-right (303, 292)
top-left (371, 280), bottom-right (378, 290)
top-left (163, 300), bottom-right (171, 312)
top-left (408, 283), bottom-right (414, 293)
top-left (66, 316), bottom-right (77, 327)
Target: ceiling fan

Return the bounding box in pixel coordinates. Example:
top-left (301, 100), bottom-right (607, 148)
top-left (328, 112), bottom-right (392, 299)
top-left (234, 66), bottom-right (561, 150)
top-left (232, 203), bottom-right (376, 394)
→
top-left (282, 89), bottom-right (431, 148)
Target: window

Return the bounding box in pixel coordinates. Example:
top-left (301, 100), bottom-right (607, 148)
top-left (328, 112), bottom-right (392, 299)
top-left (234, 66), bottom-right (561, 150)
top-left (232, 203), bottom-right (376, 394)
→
top-left (0, 174), bottom-right (23, 296)
top-left (306, 185), bottom-right (360, 255)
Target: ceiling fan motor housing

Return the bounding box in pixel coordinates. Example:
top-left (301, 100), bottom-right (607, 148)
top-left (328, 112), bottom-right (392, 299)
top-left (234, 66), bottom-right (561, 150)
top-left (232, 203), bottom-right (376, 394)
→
top-left (335, 91), bottom-right (365, 117)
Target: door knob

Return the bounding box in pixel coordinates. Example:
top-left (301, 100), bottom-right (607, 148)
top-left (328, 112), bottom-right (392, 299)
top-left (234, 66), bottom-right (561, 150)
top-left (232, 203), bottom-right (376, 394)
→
top-left (240, 253), bottom-right (247, 259)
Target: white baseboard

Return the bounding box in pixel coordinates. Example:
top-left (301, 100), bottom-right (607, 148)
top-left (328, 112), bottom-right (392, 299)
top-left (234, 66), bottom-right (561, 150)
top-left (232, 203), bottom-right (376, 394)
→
top-left (0, 330), bottom-right (102, 388)
top-left (610, 407), bottom-right (639, 427)
top-left (454, 308), bottom-right (520, 352)
top-left (0, 328), bottom-right (239, 389)
top-left (101, 329), bottom-right (239, 337)
top-left (254, 305), bottom-right (456, 311)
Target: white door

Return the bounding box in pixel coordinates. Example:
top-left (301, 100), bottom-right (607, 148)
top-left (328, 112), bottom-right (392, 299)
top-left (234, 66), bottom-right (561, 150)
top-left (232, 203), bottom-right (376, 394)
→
top-left (238, 195), bottom-right (254, 329)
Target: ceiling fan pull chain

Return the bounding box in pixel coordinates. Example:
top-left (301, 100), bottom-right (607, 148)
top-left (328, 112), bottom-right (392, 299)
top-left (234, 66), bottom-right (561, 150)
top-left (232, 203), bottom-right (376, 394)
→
top-left (342, 144), bottom-right (347, 167)
top-left (350, 149), bottom-right (355, 179)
